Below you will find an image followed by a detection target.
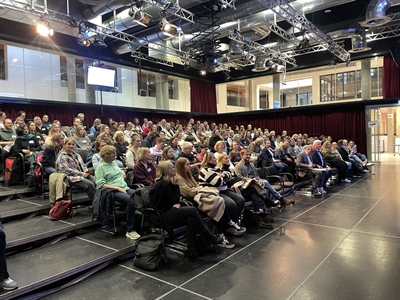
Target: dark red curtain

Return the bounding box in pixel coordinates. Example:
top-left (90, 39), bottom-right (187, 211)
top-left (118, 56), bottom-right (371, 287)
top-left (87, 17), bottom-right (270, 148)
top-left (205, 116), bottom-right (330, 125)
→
top-left (190, 79), bottom-right (217, 114)
top-left (383, 54), bottom-right (400, 98)
top-left (218, 106), bottom-right (367, 155)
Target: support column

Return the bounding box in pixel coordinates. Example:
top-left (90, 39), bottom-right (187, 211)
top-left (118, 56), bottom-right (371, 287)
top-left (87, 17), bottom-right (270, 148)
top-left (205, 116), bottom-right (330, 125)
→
top-left (361, 59), bottom-right (371, 100)
top-left (271, 74), bottom-right (280, 108)
top-left (156, 74), bottom-right (169, 110)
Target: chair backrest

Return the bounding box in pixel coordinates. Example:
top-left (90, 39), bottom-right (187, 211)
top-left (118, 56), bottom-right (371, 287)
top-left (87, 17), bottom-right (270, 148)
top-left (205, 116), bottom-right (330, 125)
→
top-left (61, 126), bottom-right (71, 137)
top-left (75, 148), bottom-right (88, 163)
top-left (264, 165), bottom-right (279, 177)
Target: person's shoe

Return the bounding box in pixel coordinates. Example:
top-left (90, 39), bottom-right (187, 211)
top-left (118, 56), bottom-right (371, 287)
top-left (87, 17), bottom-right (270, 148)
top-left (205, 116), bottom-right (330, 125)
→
top-left (279, 197), bottom-right (294, 208)
top-left (363, 169), bottom-right (370, 173)
top-left (0, 277), bottom-right (18, 290)
top-left (325, 181), bottom-right (330, 187)
top-left (226, 221), bottom-right (246, 236)
top-left (341, 178), bottom-right (351, 183)
top-left (217, 235), bottom-right (235, 249)
top-left (319, 187), bottom-right (327, 194)
top-left (366, 162), bottom-right (374, 167)
top-left (126, 231), bottom-right (141, 240)
top-left (311, 189), bottom-right (322, 197)
top-left (209, 234), bottom-right (224, 244)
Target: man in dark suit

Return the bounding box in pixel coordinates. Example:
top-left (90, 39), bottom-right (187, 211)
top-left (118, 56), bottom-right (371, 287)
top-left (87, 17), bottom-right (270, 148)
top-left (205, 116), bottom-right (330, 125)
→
top-left (260, 140), bottom-right (288, 174)
top-left (0, 220), bottom-right (17, 290)
top-left (312, 140), bottom-right (333, 188)
top-left (296, 145), bottom-right (324, 195)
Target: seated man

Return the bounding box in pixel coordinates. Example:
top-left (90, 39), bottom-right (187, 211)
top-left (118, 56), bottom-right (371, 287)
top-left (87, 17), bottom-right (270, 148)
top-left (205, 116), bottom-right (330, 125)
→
top-left (235, 150), bottom-right (293, 208)
top-left (260, 140), bottom-right (288, 174)
top-left (338, 140), bottom-right (365, 176)
top-left (348, 140), bottom-right (373, 167)
top-left (296, 145), bottom-right (324, 195)
top-left (0, 119), bottom-right (17, 156)
top-left (312, 140), bottom-right (333, 188)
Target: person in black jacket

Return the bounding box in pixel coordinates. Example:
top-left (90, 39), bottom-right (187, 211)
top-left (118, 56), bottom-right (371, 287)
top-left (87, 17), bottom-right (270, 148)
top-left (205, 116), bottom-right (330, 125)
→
top-left (0, 219), bottom-right (17, 290)
top-left (13, 123), bottom-right (41, 167)
top-left (41, 133), bottom-right (64, 174)
top-left (150, 160), bottom-right (222, 261)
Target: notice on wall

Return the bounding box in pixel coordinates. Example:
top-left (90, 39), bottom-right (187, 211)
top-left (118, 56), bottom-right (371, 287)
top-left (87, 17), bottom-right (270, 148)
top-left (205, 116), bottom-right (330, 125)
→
top-left (368, 121), bottom-right (378, 128)
top-left (388, 114), bottom-right (393, 118)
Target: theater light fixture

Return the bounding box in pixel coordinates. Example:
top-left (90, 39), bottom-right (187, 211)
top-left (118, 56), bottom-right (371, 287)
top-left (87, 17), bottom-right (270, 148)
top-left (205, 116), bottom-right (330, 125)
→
top-left (129, 6), bottom-right (151, 26)
top-left (36, 18), bottom-right (54, 37)
top-left (160, 20), bottom-right (178, 37)
top-left (199, 70), bottom-right (207, 76)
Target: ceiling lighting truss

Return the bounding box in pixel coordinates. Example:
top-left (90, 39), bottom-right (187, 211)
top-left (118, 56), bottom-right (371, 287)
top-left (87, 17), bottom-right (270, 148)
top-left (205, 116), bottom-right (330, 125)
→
top-left (228, 30), bottom-right (297, 66)
top-left (257, 0), bottom-right (351, 63)
top-left (366, 22), bottom-right (400, 42)
top-left (266, 21), bottom-right (299, 47)
top-left (131, 51), bottom-right (174, 67)
top-left (283, 41), bottom-right (346, 57)
top-left (140, 0), bottom-right (195, 23)
top-left (218, 0), bottom-right (236, 10)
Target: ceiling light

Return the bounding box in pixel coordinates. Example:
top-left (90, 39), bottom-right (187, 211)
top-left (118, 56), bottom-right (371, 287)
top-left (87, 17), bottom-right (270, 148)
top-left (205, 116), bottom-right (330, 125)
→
top-left (129, 6), bottom-right (151, 26)
top-left (160, 19), bottom-right (178, 37)
top-left (36, 18), bottom-right (54, 37)
top-left (227, 40), bottom-right (243, 58)
top-left (199, 70), bottom-right (207, 76)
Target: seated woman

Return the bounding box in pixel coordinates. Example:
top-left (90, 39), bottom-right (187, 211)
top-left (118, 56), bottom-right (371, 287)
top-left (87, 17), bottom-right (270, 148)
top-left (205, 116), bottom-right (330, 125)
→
top-left (27, 121), bottom-right (45, 149)
top-left (133, 147), bottom-right (156, 186)
top-left (89, 118), bottom-right (101, 137)
top-left (275, 141), bottom-right (296, 177)
top-left (240, 130), bottom-right (253, 149)
top-left (95, 145), bottom-right (140, 240)
top-left (14, 123), bottom-right (42, 168)
top-left (125, 134), bottom-right (141, 169)
top-left (196, 144), bottom-right (208, 163)
top-left (229, 141), bottom-right (242, 165)
top-left (150, 160), bottom-right (222, 261)
top-left (213, 141), bottom-right (228, 159)
top-left (160, 146), bottom-right (176, 164)
top-left (113, 131), bottom-right (128, 161)
top-left (175, 157), bottom-right (231, 249)
top-left (179, 142), bottom-right (202, 179)
top-left (321, 141), bottom-right (351, 183)
top-left (247, 137), bottom-right (264, 155)
top-left (169, 136), bottom-right (182, 159)
top-left (56, 137), bottom-right (96, 202)
top-left (73, 125), bottom-right (92, 152)
top-left (199, 152), bottom-right (246, 240)
top-left (41, 133), bottom-right (64, 174)
top-left (45, 123), bottom-right (65, 146)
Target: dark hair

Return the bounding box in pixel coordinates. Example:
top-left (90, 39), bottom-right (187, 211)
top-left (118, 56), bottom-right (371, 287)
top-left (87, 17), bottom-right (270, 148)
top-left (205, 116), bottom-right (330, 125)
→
top-left (16, 123), bottom-right (28, 136)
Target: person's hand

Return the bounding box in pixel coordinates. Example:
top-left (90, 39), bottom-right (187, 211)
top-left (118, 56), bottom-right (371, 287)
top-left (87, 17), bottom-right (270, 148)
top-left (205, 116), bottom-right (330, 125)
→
top-left (173, 204), bottom-right (180, 209)
top-left (327, 166), bottom-right (331, 170)
top-left (308, 164), bottom-right (313, 168)
top-left (286, 158), bottom-right (292, 162)
top-left (119, 188), bottom-right (127, 194)
top-left (317, 165), bottom-right (322, 169)
top-left (82, 171), bottom-right (90, 178)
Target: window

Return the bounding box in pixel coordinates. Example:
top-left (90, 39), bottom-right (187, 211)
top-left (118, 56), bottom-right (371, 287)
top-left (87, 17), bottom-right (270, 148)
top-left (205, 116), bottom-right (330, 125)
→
top-left (227, 85), bottom-right (246, 107)
top-left (60, 56), bottom-right (67, 87)
top-left (259, 89), bottom-right (268, 109)
top-left (75, 59), bottom-right (85, 89)
top-left (168, 78), bottom-right (177, 99)
top-left (371, 67), bottom-right (383, 97)
top-left (280, 78), bottom-right (312, 107)
top-left (0, 44), bottom-right (5, 80)
top-left (138, 72), bottom-right (156, 97)
top-left (320, 74), bottom-right (334, 102)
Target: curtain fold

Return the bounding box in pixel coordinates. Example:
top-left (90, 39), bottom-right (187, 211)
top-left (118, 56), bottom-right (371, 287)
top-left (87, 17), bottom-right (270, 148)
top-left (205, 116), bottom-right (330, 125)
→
top-left (190, 79), bottom-right (217, 114)
top-left (383, 54), bottom-right (400, 98)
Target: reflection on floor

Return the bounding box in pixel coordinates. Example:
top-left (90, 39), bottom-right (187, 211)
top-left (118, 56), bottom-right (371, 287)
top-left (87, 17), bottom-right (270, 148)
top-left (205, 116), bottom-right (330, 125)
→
top-left (43, 164), bottom-right (399, 300)
top-left (379, 153), bottom-right (400, 165)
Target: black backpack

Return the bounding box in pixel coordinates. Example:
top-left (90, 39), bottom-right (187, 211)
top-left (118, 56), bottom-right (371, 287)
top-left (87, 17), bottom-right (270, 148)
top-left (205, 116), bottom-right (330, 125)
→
top-left (133, 232), bottom-right (167, 271)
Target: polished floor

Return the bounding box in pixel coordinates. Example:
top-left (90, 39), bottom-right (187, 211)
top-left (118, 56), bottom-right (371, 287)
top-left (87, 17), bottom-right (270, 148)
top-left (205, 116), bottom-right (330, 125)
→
top-left (44, 164), bottom-right (399, 300)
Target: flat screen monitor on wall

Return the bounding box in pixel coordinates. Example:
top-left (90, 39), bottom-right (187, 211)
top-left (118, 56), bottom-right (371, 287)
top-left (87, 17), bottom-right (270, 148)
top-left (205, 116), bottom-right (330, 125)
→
top-left (87, 66), bottom-right (115, 87)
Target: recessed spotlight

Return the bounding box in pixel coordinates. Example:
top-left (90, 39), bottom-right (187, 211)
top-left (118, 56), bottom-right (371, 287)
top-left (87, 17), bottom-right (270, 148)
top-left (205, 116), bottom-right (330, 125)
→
top-left (324, 9), bottom-right (331, 13)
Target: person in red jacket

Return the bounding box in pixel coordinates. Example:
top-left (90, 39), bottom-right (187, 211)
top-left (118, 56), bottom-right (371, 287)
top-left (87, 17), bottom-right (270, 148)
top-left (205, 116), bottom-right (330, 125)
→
top-left (132, 147), bottom-right (156, 186)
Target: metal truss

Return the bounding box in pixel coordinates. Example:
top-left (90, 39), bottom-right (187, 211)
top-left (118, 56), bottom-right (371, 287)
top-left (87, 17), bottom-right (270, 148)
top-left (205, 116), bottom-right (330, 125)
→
top-left (228, 30), bottom-right (297, 66)
top-left (283, 41), bottom-right (346, 57)
top-left (141, 0), bottom-right (195, 23)
top-left (219, 0), bottom-right (236, 10)
top-left (267, 21), bottom-right (299, 47)
top-left (229, 58), bottom-right (254, 67)
top-left (366, 22), bottom-right (400, 42)
top-left (257, 0), bottom-right (350, 63)
top-left (130, 51), bottom-right (174, 67)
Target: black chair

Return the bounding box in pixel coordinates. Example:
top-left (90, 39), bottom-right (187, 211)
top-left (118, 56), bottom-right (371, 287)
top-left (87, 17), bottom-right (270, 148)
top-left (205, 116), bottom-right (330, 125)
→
top-left (263, 165), bottom-right (295, 197)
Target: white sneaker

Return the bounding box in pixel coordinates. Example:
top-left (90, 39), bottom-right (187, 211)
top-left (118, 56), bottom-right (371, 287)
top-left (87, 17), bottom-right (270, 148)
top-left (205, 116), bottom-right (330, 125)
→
top-left (126, 231), bottom-right (141, 240)
top-left (341, 178), bottom-right (351, 183)
top-left (0, 277), bottom-right (18, 290)
top-left (363, 169), bottom-right (370, 173)
top-left (218, 234), bottom-right (235, 249)
top-left (366, 163), bottom-right (374, 167)
top-left (319, 187), bottom-right (327, 194)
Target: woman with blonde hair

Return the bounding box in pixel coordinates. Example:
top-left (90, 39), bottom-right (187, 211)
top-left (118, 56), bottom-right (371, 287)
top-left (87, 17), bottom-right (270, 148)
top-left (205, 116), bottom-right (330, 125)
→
top-left (248, 137), bottom-right (264, 155)
top-left (150, 160), bottom-right (222, 261)
top-left (125, 134), bottom-right (141, 169)
top-left (95, 145), bottom-right (140, 240)
top-left (132, 147), bottom-right (156, 186)
top-left (113, 130), bottom-right (128, 159)
top-left (41, 133), bottom-right (65, 174)
top-left (73, 125), bottom-right (92, 151)
top-left (160, 146), bottom-right (176, 163)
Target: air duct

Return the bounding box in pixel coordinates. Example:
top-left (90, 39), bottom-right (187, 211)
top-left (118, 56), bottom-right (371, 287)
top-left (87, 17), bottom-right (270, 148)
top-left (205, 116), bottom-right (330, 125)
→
top-left (252, 56), bottom-right (276, 72)
top-left (328, 29), bottom-right (371, 53)
top-left (361, 0), bottom-right (400, 27)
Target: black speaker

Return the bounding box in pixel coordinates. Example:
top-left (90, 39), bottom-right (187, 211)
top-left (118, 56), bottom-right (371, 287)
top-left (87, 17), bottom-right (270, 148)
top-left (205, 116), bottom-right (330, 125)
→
top-left (389, 46), bottom-right (400, 68)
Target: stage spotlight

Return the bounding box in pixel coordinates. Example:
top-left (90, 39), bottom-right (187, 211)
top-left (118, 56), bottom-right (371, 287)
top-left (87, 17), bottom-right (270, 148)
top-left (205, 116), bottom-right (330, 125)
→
top-left (129, 6), bottom-right (151, 26)
top-left (160, 19), bottom-right (178, 37)
top-left (199, 70), bottom-right (207, 76)
top-left (36, 18), bottom-right (54, 37)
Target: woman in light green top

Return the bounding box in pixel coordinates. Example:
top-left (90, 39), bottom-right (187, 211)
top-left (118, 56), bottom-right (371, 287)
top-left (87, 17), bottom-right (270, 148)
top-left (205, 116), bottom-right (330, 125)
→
top-left (95, 145), bottom-right (140, 240)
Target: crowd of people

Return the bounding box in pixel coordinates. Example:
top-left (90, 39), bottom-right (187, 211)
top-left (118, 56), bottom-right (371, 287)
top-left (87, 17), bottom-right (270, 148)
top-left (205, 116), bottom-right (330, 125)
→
top-left (0, 110), bottom-right (373, 264)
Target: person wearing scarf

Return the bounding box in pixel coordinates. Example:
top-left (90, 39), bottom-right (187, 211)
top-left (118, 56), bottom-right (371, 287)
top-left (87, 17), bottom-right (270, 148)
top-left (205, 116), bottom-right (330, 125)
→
top-left (14, 123), bottom-right (41, 167)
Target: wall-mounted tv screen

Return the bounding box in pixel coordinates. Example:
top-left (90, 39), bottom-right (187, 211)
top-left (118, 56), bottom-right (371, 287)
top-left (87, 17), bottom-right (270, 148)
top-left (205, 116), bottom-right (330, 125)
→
top-left (87, 66), bottom-right (115, 87)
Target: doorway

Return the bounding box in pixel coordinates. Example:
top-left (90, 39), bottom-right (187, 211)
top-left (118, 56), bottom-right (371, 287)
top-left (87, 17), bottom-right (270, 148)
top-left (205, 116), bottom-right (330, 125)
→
top-left (366, 104), bottom-right (400, 164)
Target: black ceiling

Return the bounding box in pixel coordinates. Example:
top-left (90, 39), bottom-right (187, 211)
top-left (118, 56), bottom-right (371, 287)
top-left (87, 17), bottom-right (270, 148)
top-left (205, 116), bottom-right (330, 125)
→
top-left (0, 0), bottom-right (399, 83)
